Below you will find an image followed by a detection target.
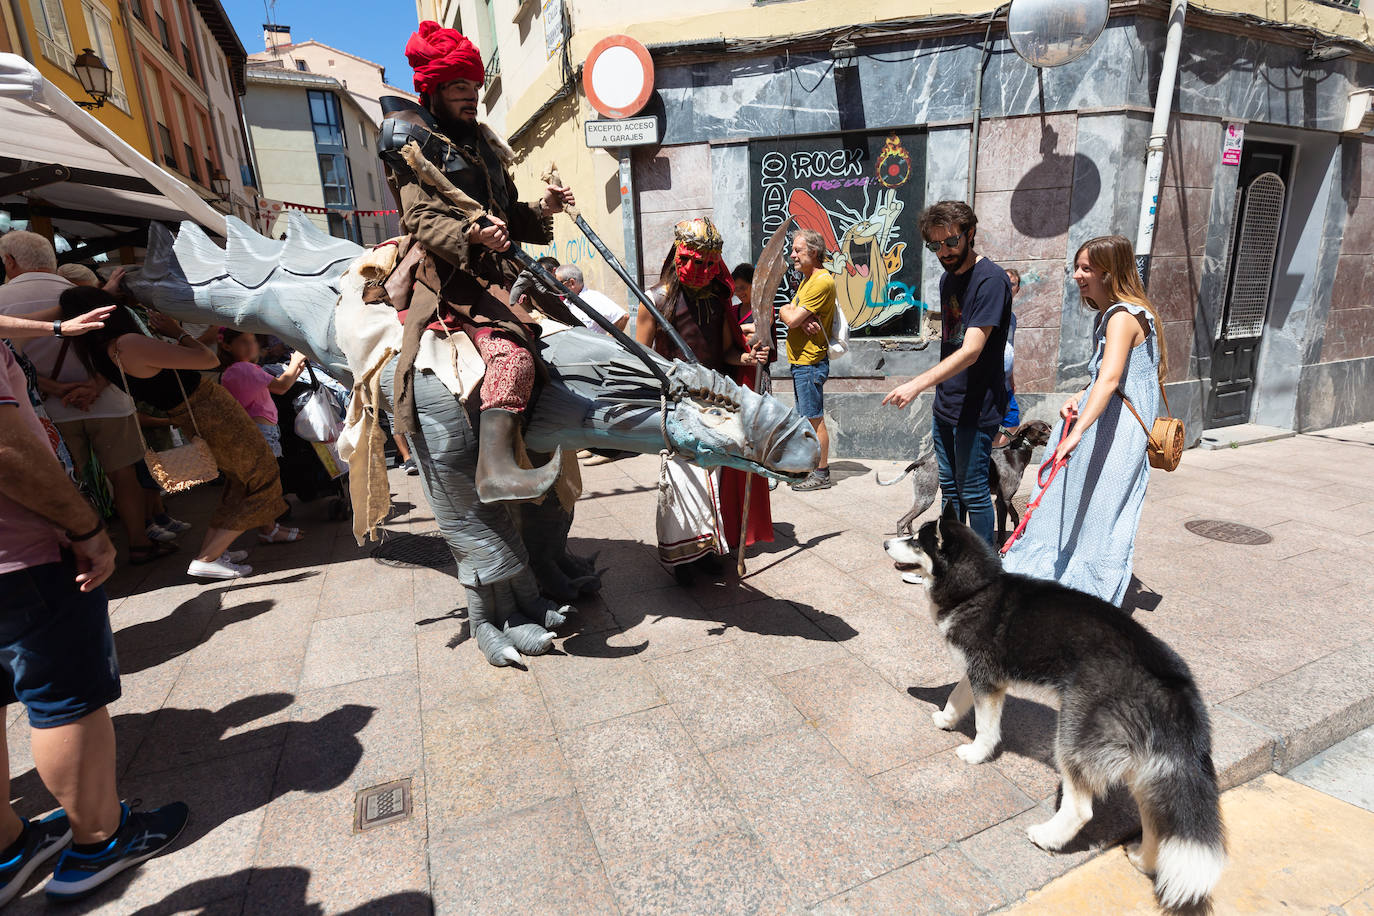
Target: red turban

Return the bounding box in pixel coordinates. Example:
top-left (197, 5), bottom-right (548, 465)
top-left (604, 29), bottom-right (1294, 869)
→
top-left (405, 21), bottom-right (484, 95)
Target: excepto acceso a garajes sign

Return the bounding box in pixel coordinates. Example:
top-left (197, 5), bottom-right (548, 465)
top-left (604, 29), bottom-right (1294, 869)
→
top-left (584, 116), bottom-right (659, 148)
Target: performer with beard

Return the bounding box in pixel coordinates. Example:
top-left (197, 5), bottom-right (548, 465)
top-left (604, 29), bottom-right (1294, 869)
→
top-left (636, 218), bottom-right (773, 585)
top-left (377, 21), bottom-right (576, 503)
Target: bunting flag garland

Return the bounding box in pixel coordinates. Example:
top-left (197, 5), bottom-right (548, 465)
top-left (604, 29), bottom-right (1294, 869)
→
top-left (255, 197), bottom-right (398, 225)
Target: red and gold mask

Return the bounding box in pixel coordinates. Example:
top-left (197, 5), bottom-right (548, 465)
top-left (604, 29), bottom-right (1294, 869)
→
top-left (672, 217), bottom-right (725, 290)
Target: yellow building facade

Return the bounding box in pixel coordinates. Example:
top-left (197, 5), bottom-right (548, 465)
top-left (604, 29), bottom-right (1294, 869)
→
top-left (5, 0), bottom-right (154, 157)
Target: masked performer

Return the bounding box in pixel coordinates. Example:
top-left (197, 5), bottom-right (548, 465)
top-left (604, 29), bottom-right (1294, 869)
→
top-left (377, 20), bottom-right (575, 502)
top-left (636, 218), bottom-right (773, 585)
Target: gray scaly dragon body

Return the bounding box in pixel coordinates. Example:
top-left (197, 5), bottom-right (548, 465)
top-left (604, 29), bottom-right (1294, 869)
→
top-left (127, 213), bottom-right (818, 666)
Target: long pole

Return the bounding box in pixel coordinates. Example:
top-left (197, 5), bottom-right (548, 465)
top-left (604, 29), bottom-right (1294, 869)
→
top-left (1134, 0), bottom-right (1188, 286)
top-left (542, 164), bottom-right (699, 363)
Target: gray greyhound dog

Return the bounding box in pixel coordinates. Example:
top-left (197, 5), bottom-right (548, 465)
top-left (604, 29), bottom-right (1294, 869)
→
top-left (127, 213), bottom-right (819, 667)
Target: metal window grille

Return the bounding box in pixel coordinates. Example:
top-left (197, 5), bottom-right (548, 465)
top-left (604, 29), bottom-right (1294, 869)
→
top-left (1309, 0), bottom-right (1359, 9)
top-left (1223, 172), bottom-right (1285, 340)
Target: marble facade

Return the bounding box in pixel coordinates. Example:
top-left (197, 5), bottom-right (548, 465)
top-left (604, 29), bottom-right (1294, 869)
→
top-left (631, 15), bottom-right (1374, 457)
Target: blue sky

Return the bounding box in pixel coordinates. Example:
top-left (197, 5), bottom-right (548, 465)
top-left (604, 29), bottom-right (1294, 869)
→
top-left (221, 0), bottom-right (417, 91)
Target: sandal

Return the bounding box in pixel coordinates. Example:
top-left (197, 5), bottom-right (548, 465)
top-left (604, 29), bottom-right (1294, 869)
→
top-left (129, 541), bottom-right (179, 565)
top-left (258, 523), bottom-right (304, 544)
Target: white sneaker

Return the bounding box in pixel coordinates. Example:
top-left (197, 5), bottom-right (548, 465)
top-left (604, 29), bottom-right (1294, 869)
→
top-left (158, 516), bottom-right (192, 533)
top-left (145, 524), bottom-right (178, 543)
top-left (188, 557), bottom-right (251, 579)
top-left (224, 550), bottom-right (249, 564)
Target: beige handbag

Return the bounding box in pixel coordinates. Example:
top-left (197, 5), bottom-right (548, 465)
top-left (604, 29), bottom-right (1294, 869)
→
top-left (114, 351), bottom-right (219, 493)
top-left (1118, 381), bottom-right (1185, 472)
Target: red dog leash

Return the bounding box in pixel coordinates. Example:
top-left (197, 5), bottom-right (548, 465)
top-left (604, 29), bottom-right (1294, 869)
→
top-left (999, 408), bottom-right (1076, 557)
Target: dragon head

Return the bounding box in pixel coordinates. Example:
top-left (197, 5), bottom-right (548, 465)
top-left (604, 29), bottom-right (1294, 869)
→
top-left (663, 362), bottom-right (818, 480)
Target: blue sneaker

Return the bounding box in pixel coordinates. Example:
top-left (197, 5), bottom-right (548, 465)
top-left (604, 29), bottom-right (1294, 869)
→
top-left (0, 810), bottom-right (72, 906)
top-left (45, 802), bottom-right (188, 901)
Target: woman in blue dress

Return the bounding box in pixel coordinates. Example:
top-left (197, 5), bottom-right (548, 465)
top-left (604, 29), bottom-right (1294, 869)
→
top-left (1002, 235), bottom-right (1168, 606)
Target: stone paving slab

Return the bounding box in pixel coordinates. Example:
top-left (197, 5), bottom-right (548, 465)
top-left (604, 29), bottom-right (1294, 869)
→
top-left (3, 423), bottom-right (1371, 912)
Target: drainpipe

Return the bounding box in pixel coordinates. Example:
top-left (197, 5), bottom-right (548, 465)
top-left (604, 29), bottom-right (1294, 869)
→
top-left (119, 1), bottom-right (160, 165)
top-left (7, 0), bottom-right (33, 60)
top-left (1135, 0), bottom-right (1188, 286)
top-left (967, 10), bottom-right (1000, 201)
top-left (966, 5), bottom-right (1005, 204)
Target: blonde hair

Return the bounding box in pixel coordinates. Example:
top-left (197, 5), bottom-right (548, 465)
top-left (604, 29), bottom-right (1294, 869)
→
top-left (1074, 235), bottom-right (1168, 382)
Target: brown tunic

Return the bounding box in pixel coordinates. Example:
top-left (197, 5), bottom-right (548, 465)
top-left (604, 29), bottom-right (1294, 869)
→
top-left (383, 111), bottom-right (557, 433)
top-left (647, 283), bottom-right (729, 371)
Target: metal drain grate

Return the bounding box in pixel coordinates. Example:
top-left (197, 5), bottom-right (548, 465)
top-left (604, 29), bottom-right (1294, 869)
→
top-left (355, 778), bottom-right (412, 832)
top-left (372, 533), bottom-right (455, 570)
top-left (1184, 519), bottom-right (1273, 545)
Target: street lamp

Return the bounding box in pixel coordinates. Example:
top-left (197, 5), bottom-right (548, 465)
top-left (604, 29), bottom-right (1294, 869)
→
top-left (211, 170), bottom-right (231, 200)
top-left (72, 48), bottom-right (112, 110)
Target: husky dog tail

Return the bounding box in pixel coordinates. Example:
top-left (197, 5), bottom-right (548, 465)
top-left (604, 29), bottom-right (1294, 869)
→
top-left (1132, 692), bottom-right (1227, 911)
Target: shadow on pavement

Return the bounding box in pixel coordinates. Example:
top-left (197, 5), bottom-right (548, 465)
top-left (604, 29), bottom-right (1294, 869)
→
top-left (114, 573), bottom-right (320, 675)
top-left (7, 696), bottom-right (377, 906)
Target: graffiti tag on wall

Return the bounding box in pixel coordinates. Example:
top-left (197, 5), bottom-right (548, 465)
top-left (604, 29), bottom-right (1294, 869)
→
top-left (751, 130), bottom-right (927, 336)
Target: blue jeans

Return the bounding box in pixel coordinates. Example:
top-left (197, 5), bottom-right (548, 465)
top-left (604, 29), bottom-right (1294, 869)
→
top-left (931, 416), bottom-right (997, 545)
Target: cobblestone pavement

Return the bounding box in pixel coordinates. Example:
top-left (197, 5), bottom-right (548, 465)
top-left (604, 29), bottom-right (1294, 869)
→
top-left (4, 422), bottom-right (1372, 913)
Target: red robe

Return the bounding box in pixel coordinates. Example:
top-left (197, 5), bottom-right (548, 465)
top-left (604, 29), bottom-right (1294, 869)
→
top-left (718, 300), bottom-right (773, 550)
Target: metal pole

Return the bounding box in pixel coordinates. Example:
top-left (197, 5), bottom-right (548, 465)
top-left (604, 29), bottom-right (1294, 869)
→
top-left (618, 147), bottom-right (641, 312)
top-left (1135, 0), bottom-right (1188, 286)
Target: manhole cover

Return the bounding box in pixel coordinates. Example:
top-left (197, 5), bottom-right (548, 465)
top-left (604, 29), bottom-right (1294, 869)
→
top-left (372, 533), bottom-right (454, 569)
top-left (1184, 519), bottom-right (1273, 545)
top-left (355, 778), bottom-right (412, 832)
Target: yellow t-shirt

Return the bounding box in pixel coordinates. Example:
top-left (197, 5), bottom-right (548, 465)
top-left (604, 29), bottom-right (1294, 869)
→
top-left (786, 270), bottom-right (837, 366)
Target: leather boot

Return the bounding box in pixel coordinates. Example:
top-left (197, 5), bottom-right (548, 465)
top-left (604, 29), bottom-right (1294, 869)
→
top-left (475, 409), bottom-right (563, 504)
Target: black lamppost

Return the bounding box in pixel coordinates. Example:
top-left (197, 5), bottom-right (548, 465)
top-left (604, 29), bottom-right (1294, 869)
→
top-left (72, 48), bottom-right (112, 110)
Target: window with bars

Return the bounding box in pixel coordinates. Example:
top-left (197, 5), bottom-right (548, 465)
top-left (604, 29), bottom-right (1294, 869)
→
top-left (183, 143), bottom-right (199, 182)
top-left (28, 0), bottom-right (75, 70)
top-left (156, 12), bottom-right (171, 51)
top-left (182, 42), bottom-right (195, 79)
top-left (157, 123), bottom-right (177, 169)
top-left (81, 1), bottom-right (129, 111)
top-left (204, 155), bottom-right (215, 185)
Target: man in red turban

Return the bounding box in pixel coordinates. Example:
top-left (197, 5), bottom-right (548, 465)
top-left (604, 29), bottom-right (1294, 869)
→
top-left (378, 21), bottom-right (576, 503)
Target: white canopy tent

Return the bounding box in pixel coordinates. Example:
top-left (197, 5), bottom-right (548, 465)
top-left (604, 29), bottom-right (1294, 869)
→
top-left (0, 52), bottom-right (227, 242)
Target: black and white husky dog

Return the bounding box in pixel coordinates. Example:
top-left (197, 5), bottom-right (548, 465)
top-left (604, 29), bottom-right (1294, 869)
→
top-left (884, 517), bottom-right (1226, 912)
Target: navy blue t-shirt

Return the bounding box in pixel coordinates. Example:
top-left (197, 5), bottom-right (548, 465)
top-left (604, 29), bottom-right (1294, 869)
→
top-left (932, 257), bottom-right (1012, 427)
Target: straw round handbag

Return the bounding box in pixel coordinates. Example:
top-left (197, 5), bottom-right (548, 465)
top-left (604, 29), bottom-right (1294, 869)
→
top-left (114, 353), bottom-right (219, 493)
top-left (1118, 381), bottom-right (1184, 472)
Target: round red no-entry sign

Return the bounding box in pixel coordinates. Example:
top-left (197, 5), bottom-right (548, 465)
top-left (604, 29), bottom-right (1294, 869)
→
top-left (583, 35), bottom-right (655, 119)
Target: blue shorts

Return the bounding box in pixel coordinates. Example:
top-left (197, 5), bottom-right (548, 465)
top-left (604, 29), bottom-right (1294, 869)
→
top-left (0, 557), bottom-right (121, 728)
top-left (791, 360), bottom-right (829, 420)
top-left (1002, 392), bottom-right (1020, 428)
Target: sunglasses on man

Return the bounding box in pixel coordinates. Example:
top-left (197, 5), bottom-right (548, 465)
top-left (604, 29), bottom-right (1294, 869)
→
top-left (924, 230), bottom-right (966, 253)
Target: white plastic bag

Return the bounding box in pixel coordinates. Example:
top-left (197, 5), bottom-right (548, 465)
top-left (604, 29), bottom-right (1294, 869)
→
top-left (828, 305), bottom-right (850, 358)
top-left (294, 385), bottom-right (344, 443)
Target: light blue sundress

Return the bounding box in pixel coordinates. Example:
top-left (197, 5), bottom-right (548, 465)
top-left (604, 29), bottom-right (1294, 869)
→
top-left (1001, 301), bottom-right (1160, 606)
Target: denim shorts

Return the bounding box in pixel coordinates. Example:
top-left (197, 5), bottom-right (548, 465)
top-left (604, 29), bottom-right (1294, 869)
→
top-left (791, 360), bottom-right (830, 420)
top-left (0, 557), bottom-right (121, 728)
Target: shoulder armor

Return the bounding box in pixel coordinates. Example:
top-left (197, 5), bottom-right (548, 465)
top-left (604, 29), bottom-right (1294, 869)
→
top-left (377, 116), bottom-right (433, 166)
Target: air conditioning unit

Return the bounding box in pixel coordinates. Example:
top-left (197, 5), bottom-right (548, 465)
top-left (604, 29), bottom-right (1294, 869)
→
top-left (1342, 89), bottom-right (1374, 133)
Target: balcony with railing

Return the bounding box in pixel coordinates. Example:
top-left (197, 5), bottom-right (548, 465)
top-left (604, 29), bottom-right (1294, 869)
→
top-left (483, 50), bottom-right (501, 89)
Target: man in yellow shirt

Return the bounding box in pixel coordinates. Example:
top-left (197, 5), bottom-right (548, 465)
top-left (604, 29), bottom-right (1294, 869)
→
top-left (779, 229), bottom-right (836, 490)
